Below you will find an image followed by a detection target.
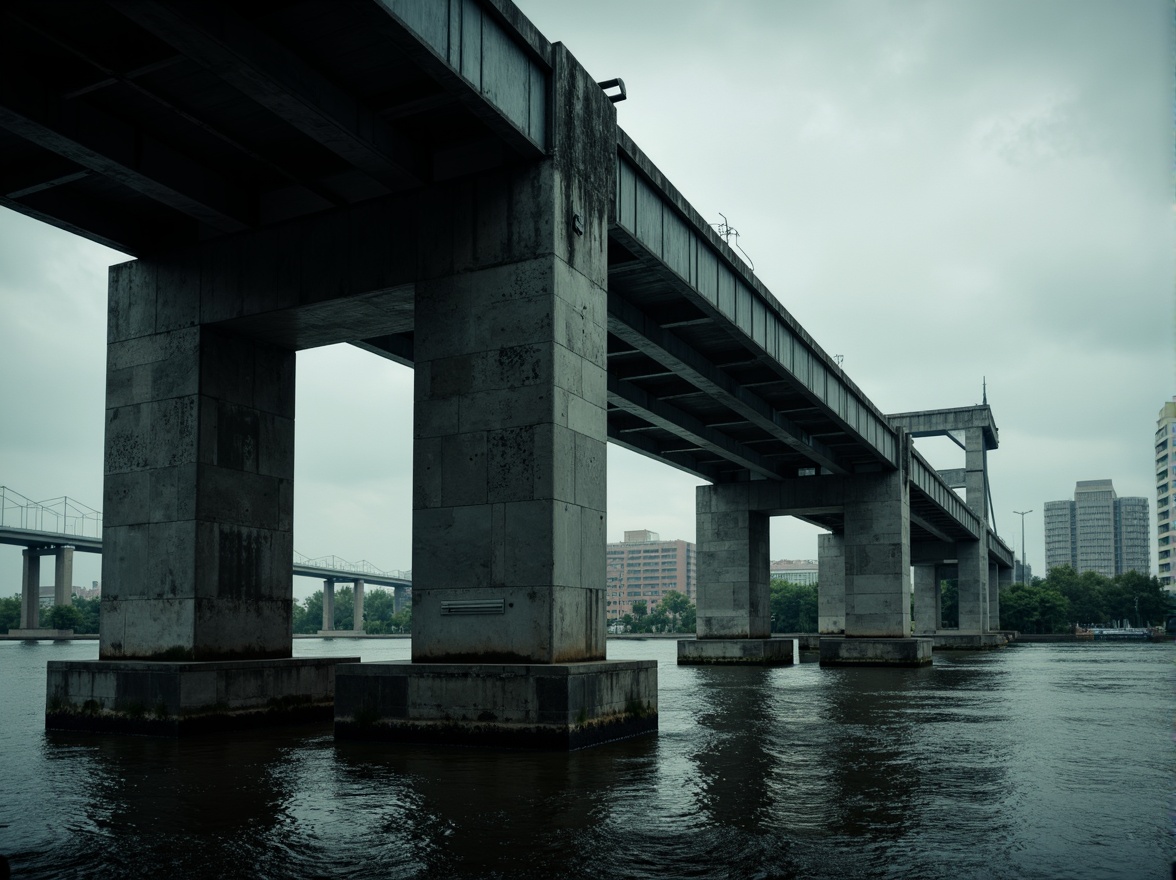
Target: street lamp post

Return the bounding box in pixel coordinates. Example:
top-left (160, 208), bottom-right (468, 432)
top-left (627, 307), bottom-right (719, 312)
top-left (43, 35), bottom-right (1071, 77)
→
top-left (1013, 509), bottom-right (1033, 584)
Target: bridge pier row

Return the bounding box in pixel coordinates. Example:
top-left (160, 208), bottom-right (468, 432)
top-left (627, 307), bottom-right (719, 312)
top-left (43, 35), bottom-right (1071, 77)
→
top-left (680, 467), bottom-right (930, 668)
top-left (46, 243), bottom-right (358, 735)
top-left (334, 46), bottom-right (656, 749)
top-left (9, 546), bottom-right (76, 638)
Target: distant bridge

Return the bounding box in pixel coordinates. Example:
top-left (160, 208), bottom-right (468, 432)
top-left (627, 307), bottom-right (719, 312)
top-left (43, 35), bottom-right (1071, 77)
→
top-left (1, 486), bottom-right (410, 632)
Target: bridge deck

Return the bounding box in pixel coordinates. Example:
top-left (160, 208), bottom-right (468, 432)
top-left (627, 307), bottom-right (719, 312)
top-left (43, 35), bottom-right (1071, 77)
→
top-left (0, 0), bottom-right (1011, 562)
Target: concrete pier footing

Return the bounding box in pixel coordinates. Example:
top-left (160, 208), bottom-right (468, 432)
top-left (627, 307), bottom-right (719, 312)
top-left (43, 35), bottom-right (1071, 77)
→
top-left (334, 659), bottom-right (657, 750)
top-left (677, 638), bottom-right (796, 665)
top-left (818, 637), bottom-right (932, 667)
top-left (931, 632), bottom-right (1008, 650)
top-left (46, 657), bottom-right (359, 735)
top-left (9, 629), bottom-right (74, 639)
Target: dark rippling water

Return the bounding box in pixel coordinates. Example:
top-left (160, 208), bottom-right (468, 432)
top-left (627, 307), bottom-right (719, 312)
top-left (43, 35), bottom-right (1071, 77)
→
top-left (0, 638), bottom-right (1172, 879)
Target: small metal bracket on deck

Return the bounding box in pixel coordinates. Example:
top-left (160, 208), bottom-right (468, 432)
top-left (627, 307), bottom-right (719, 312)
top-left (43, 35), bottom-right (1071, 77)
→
top-left (597, 78), bottom-right (627, 103)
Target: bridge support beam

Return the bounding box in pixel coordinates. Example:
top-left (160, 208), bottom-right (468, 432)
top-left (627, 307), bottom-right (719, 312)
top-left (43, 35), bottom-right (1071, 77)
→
top-left (335, 46), bottom-right (656, 748)
top-left (353, 579), bottom-right (364, 633)
top-left (47, 206), bottom-right (359, 734)
top-left (319, 580), bottom-right (336, 634)
top-left (956, 539), bottom-right (989, 632)
top-left (21, 549), bottom-right (40, 630)
top-left (54, 545), bottom-right (74, 607)
top-left (913, 564), bottom-right (939, 636)
top-left (988, 562), bottom-right (1000, 632)
top-left (817, 533), bottom-right (845, 635)
top-left (681, 464), bottom-right (929, 667)
top-left (679, 484), bottom-right (792, 665)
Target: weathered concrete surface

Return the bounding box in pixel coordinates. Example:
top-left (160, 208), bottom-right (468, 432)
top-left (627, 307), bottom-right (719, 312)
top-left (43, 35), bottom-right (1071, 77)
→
top-left (912, 564), bottom-right (939, 635)
top-left (694, 484), bottom-right (770, 639)
top-left (409, 43), bottom-right (614, 666)
top-left (334, 659), bottom-right (656, 749)
top-left (931, 632), bottom-right (1008, 650)
top-left (818, 637), bottom-right (932, 667)
top-left (677, 638), bottom-right (795, 665)
top-left (101, 314), bottom-right (296, 660)
top-left (817, 533), bottom-right (845, 635)
top-left (46, 656), bottom-right (358, 735)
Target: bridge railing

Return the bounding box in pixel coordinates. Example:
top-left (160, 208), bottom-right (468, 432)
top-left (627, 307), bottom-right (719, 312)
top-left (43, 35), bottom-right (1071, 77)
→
top-left (292, 551), bottom-right (410, 581)
top-left (612, 132), bottom-right (899, 470)
top-left (0, 486), bottom-right (102, 540)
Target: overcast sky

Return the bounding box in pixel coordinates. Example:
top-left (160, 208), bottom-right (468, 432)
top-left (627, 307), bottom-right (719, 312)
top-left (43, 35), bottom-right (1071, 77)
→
top-left (0, 0), bottom-right (1170, 598)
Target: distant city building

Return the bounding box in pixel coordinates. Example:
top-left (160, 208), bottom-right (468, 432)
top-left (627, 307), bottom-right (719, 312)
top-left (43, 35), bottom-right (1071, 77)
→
top-left (1157, 399), bottom-right (1176, 588)
top-left (769, 559), bottom-right (819, 586)
top-left (1013, 560), bottom-right (1033, 584)
top-left (606, 530), bottom-right (695, 618)
top-left (1044, 480), bottom-right (1150, 577)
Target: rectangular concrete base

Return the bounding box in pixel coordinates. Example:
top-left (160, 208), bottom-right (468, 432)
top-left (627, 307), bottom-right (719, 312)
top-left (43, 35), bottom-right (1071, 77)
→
top-left (819, 637), bottom-right (932, 668)
top-left (46, 656), bottom-right (360, 735)
top-left (677, 638), bottom-right (796, 665)
top-left (931, 632), bottom-right (1009, 650)
top-left (9, 629), bottom-right (74, 639)
top-left (334, 660), bottom-right (657, 750)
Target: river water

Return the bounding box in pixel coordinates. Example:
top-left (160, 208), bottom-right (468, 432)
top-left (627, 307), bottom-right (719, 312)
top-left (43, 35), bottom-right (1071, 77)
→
top-left (0, 638), bottom-right (1171, 879)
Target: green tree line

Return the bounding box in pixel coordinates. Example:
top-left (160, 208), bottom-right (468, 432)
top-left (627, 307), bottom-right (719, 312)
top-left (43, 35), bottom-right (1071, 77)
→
top-left (1001, 566), bottom-right (1169, 634)
top-left (614, 590), bottom-right (696, 633)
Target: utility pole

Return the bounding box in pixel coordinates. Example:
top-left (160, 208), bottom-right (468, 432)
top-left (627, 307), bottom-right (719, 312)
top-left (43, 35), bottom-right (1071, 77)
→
top-left (1013, 509), bottom-right (1033, 584)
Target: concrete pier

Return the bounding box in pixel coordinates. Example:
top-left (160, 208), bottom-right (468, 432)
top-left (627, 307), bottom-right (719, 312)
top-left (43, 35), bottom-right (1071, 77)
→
top-left (333, 44), bottom-right (656, 748)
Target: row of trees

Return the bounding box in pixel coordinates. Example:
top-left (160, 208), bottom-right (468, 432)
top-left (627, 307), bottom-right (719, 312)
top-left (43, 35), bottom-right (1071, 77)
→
top-left (613, 591), bottom-right (696, 633)
top-left (999, 566), bottom-right (1169, 634)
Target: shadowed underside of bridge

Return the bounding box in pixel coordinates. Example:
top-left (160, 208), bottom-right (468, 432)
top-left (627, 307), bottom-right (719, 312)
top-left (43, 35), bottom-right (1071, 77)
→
top-left (2, 1), bottom-right (1011, 739)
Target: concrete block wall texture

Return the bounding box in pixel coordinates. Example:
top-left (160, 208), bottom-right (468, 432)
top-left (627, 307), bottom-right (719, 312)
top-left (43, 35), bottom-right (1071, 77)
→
top-left (912, 564), bottom-right (939, 635)
top-left (841, 471), bottom-right (912, 638)
top-left (817, 533), bottom-right (845, 634)
top-left (102, 271), bottom-right (296, 659)
top-left (694, 484), bottom-right (771, 639)
top-left (410, 45), bottom-right (615, 665)
top-left (955, 539), bottom-right (989, 633)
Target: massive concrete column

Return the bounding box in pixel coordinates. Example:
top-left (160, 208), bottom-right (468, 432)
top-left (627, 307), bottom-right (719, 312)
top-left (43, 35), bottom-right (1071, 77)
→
top-left (322, 580), bottom-right (336, 633)
top-left (817, 533), bottom-right (845, 635)
top-left (48, 240), bottom-right (358, 734)
top-left (956, 539), bottom-right (988, 632)
top-left (336, 45), bottom-right (656, 747)
top-left (912, 564), bottom-right (939, 636)
top-left (21, 549), bottom-right (40, 629)
top-left (393, 584), bottom-right (408, 614)
top-left (843, 470), bottom-right (912, 639)
top-left (957, 427), bottom-right (991, 632)
top-left (693, 484), bottom-right (770, 639)
top-left (679, 483), bottom-right (792, 665)
top-left (54, 545), bottom-right (74, 607)
top-left (100, 304), bottom-right (296, 660)
top-left (352, 579), bottom-right (364, 633)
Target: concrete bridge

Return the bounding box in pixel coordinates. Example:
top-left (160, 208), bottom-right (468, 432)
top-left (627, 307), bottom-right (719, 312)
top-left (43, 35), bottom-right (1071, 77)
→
top-left (0, 0), bottom-right (1011, 746)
